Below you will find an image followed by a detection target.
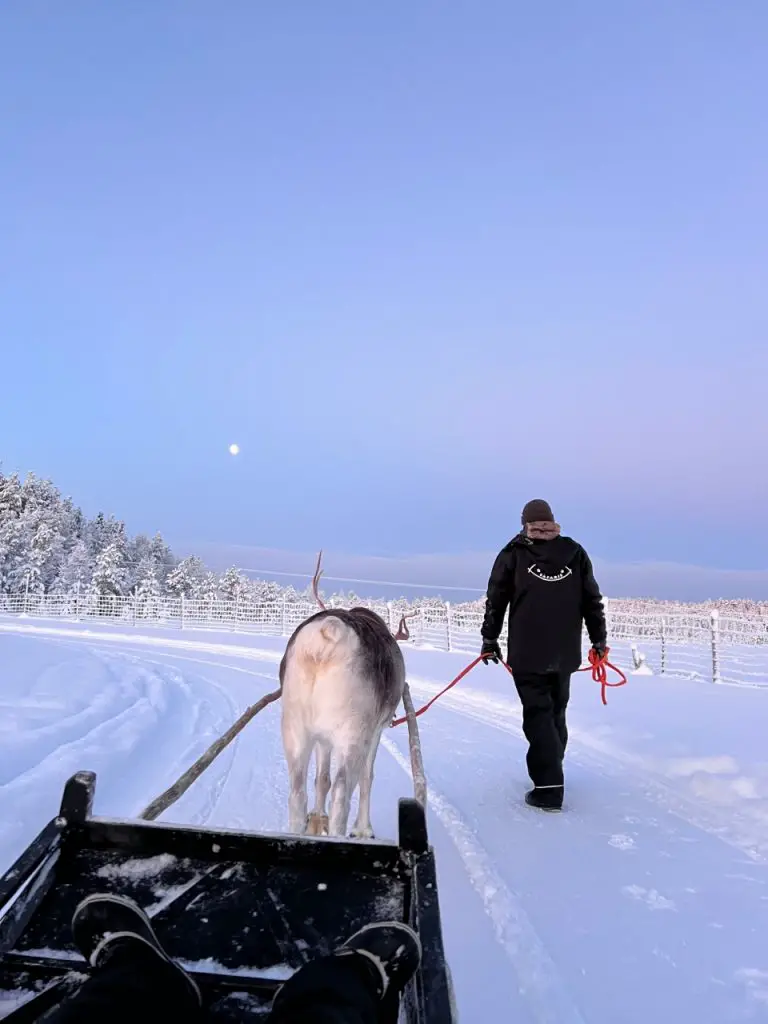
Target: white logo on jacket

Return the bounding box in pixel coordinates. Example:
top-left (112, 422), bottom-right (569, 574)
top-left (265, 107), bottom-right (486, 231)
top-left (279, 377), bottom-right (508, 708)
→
top-left (527, 564), bottom-right (573, 583)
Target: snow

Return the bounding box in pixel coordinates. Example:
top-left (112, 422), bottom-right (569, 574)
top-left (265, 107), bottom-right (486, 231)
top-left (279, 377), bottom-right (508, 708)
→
top-left (95, 854), bottom-right (178, 880)
top-left (2, 622), bottom-right (768, 1022)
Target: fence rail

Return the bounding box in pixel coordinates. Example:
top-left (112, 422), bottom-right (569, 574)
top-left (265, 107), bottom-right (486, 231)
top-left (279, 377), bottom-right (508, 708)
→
top-left (1, 593), bottom-right (767, 688)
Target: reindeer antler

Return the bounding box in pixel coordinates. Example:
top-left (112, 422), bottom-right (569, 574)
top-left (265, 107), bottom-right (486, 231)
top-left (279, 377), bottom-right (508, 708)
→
top-left (310, 549), bottom-right (415, 641)
top-left (393, 610), bottom-right (418, 641)
top-left (312, 549), bottom-right (327, 610)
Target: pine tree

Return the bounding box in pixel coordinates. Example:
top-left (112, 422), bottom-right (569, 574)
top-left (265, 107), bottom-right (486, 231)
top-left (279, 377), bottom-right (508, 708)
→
top-left (90, 542), bottom-right (127, 597)
top-left (0, 471), bottom-right (23, 520)
top-left (219, 566), bottom-right (248, 601)
top-left (167, 556), bottom-right (206, 598)
top-left (135, 563), bottom-right (162, 619)
top-left (53, 540), bottom-right (92, 594)
top-left (194, 571), bottom-right (220, 602)
top-left (149, 532), bottom-right (174, 588)
top-left (88, 513), bottom-right (126, 558)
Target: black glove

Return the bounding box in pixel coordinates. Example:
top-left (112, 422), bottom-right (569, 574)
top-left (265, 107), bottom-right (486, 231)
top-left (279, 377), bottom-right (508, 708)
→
top-left (591, 641), bottom-right (608, 660)
top-left (480, 639), bottom-right (502, 665)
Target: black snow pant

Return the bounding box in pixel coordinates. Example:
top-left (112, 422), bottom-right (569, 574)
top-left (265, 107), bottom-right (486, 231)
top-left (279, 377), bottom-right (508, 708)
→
top-left (42, 942), bottom-right (392, 1024)
top-left (512, 671), bottom-right (571, 788)
top-left (40, 942), bottom-right (201, 1024)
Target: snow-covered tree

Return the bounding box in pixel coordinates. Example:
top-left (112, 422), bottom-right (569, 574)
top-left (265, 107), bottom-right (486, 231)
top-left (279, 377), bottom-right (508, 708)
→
top-left (219, 566), bottom-right (249, 601)
top-left (0, 471), bottom-right (23, 520)
top-left (167, 556), bottom-right (207, 598)
top-left (52, 540), bottom-right (92, 594)
top-left (0, 471), bottom-right (74, 594)
top-left (135, 564), bottom-right (162, 619)
top-left (90, 542), bottom-right (127, 597)
top-left (247, 577), bottom-right (284, 603)
top-left (87, 513), bottom-right (126, 559)
top-left (149, 532), bottom-right (174, 588)
top-left (194, 571), bottom-right (220, 602)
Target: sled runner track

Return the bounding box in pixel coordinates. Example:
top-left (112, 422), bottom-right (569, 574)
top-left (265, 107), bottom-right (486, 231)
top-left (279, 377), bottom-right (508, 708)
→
top-left (407, 677), bottom-right (768, 863)
top-left (58, 645), bottom-right (248, 830)
top-left (0, 650), bottom-right (185, 797)
top-left (99, 650), bottom-right (284, 831)
top-left (43, 638), bottom-right (276, 832)
top-left (380, 735), bottom-right (587, 1024)
top-left (108, 652), bottom-right (245, 828)
top-left (0, 621), bottom-right (285, 665)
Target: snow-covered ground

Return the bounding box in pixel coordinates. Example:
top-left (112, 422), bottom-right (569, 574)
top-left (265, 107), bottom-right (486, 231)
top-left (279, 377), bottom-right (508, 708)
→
top-left (2, 621), bottom-right (768, 1022)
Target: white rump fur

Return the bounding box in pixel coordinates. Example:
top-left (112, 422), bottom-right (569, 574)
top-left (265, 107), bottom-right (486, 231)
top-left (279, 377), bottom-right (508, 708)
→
top-left (280, 611), bottom-right (405, 839)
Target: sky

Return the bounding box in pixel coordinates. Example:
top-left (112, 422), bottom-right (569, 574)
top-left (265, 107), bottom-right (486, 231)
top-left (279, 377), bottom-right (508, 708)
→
top-left (2, 1), bottom-right (767, 599)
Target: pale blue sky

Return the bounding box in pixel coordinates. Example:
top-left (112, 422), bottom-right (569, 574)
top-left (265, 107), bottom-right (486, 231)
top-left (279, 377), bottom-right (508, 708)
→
top-left (2, 2), bottom-right (767, 595)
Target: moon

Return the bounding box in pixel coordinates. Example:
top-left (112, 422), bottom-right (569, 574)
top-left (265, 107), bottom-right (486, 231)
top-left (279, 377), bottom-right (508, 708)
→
top-left (229, 443), bottom-right (240, 455)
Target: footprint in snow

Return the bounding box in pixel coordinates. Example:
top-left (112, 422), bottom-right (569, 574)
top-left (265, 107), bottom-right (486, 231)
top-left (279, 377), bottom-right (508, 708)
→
top-left (622, 884), bottom-right (676, 911)
top-left (609, 833), bottom-right (636, 851)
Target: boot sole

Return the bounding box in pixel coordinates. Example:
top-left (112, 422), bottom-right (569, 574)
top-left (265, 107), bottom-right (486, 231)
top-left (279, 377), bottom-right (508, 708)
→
top-left (524, 798), bottom-right (563, 813)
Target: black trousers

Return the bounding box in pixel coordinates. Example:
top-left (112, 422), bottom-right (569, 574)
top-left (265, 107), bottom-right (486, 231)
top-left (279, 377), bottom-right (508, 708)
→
top-left (512, 671), bottom-right (571, 787)
top-left (40, 943), bottom-right (200, 1024)
top-left (42, 943), bottom-right (391, 1024)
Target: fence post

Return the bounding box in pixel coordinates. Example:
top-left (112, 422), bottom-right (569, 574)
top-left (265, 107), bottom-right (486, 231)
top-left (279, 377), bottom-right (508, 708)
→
top-left (281, 595), bottom-right (288, 636)
top-left (180, 594), bottom-right (186, 630)
top-left (419, 607), bottom-right (426, 646)
top-left (386, 601), bottom-right (395, 633)
top-left (133, 593), bottom-right (138, 627)
top-left (74, 581), bottom-right (81, 622)
top-left (234, 594), bottom-right (240, 631)
top-left (710, 610), bottom-right (721, 684)
top-left (660, 618), bottom-right (667, 675)
top-left (445, 601), bottom-right (452, 651)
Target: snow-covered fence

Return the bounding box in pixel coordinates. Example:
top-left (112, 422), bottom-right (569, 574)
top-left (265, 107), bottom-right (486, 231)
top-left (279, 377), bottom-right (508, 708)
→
top-left (0, 592), bottom-right (766, 687)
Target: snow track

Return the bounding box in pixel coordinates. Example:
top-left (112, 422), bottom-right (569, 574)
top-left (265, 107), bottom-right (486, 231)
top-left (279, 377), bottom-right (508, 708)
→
top-left (382, 734), bottom-right (587, 1024)
top-left (406, 675), bottom-right (768, 862)
top-left (3, 623), bottom-right (768, 1023)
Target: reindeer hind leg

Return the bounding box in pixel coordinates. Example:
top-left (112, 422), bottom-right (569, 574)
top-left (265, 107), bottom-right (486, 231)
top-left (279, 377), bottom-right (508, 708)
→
top-left (328, 744), bottom-right (364, 838)
top-left (307, 741), bottom-right (331, 836)
top-left (350, 727), bottom-right (383, 840)
top-left (283, 718), bottom-right (312, 835)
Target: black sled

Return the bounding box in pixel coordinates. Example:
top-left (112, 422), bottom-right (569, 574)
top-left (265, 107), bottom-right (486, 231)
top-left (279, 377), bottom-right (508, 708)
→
top-left (0, 771), bottom-right (456, 1022)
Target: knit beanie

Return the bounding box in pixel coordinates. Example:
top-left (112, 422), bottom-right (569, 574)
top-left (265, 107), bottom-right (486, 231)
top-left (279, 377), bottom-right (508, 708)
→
top-left (521, 499), bottom-right (554, 525)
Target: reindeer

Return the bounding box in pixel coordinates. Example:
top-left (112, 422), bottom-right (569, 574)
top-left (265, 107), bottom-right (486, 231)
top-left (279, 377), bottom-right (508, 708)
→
top-left (278, 552), bottom-right (415, 839)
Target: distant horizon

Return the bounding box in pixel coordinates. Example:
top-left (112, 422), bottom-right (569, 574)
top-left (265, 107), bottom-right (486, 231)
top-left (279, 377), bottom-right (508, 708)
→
top-left (175, 540), bottom-right (768, 604)
top-left (6, 459), bottom-right (766, 604)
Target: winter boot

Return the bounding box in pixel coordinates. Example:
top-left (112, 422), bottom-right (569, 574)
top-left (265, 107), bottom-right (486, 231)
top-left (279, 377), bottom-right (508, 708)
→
top-left (525, 785), bottom-right (564, 812)
top-left (337, 921), bottom-right (422, 999)
top-left (71, 893), bottom-right (201, 1005)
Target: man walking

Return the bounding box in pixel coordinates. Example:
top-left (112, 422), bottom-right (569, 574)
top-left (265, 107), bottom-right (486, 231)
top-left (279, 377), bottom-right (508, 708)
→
top-left (480, 499), bottom-right (607, 811)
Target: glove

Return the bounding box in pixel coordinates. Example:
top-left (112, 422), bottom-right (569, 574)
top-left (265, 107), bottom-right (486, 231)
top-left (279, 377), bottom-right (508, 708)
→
top-left (591, 642), bottom-right (608, 660)
top-left (480, 639), bottom-right (502, 665)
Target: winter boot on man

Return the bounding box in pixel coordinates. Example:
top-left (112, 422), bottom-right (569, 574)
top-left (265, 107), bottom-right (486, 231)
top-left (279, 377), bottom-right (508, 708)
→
top-left (525, 785), bottom-right (564, 812)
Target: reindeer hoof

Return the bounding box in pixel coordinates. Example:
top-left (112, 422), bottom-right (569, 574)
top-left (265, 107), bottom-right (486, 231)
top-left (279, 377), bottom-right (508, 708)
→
top-left (349, 826), bottom-right (375, 840)
top-left (306, 812), bottom-right (329, 836)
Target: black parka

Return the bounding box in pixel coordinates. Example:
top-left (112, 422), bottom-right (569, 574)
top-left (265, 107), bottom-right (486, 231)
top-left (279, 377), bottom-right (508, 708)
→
top-left (481, 532), bottom-right (607, 675)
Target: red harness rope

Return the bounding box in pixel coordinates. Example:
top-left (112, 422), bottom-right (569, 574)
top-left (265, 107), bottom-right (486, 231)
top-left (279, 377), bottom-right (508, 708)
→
top-left (582, 646), bottom-right (628, 706)
top-left (391, 647), bottom-right (626, 726)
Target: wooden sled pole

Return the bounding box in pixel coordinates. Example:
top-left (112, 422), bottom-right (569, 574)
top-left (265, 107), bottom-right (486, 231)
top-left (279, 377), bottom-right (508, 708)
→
top-left (139, 687), bottom-right (282, 821)
top-left (402, 683), bottom-right (427, 810)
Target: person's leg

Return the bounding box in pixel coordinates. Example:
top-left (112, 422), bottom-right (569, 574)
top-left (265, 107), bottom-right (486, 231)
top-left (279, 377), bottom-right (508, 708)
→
top-left (268, 921), bottom-right (421, 1024)
top-left (42, 894), bottom-right (202, 1024)
top-left (513, 673), bottom-right (564, 810)
top-left (552, 672), bottom-right (571, 753)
